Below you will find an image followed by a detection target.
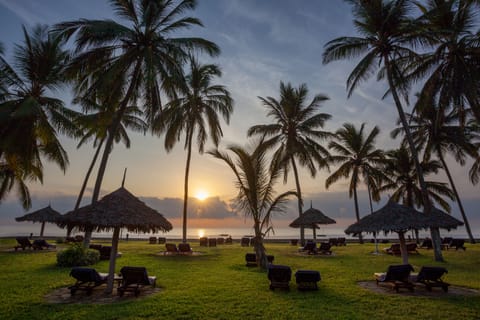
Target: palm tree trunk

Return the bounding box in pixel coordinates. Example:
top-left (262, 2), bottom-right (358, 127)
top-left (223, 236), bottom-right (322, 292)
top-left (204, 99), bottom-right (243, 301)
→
top-left (68, 138), bottom-right (104, 237)
top-left (182, 129), bottom-right (193, 243)
top-left (384, 57), bottom-right (443, 262)
top-left (438, 151), bottom-right (475, 243)
top-left (290, 157), bottom-right (304, 245)
top-left (254, 221), bottom-right (268, 268)
top-left (353, 185), bottom-right (363, 244)
top-left (398, 231), bottom-right (409, 265)
top-left (85, 60), bottom-right (143, 248)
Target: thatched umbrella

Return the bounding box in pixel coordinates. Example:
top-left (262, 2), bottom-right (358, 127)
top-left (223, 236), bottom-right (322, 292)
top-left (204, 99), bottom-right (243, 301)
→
top-left (345, 200), bottom-right (463, 264)
top-left (289, 204), bottom-right (336, 240)
top-left (15, 205), bottom-right (62, 237)
top-left (57, 187), bottom-right (172, 293)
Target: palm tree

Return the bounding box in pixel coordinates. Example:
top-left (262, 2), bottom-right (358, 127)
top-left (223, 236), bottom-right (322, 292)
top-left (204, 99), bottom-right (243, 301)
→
top-left (380, 146), bottom-right (455, 212)
top-left (53, 0), bottom-right (219, 245)
top-left (325, 123), bottom-right (388, 244)
top-left (208, 140), bottom-right (295, 268)
top-left (322, 0), bottom-right (445, 261)
top-left (247, 82), bottom-right (331, 245)
top-left (153, 57), bottom-right (233, 243)
top-left (392, 104), bottom-right (477, 243)
top-left (0, 25), bottom-right (79, 208)
top-left (468, 118), bottom-right (480, 185)
top-left (413, 0), bottom-right (480, 123)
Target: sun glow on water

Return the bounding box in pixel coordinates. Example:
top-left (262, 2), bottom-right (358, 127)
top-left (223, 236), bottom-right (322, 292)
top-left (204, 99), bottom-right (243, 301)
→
top-left (198, 229), bottom-right (205, 238)
top-left (195, 190), bottom-right (209, 201)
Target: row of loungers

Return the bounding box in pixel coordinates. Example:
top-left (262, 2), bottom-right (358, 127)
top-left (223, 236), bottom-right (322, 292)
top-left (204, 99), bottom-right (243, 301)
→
top-left (14, 237), bottom-right (56, 251)
top-left (163, 243), bottom-right (194, 255)
top-left (69, 266), bottom-right (156, 297)
top-left (383, 243), bottom-right (419, 255)
top-left (298, 241), bottom-right (333, 255)
top-left (420, 238), bottom-right (466, 251)
top-left (375, 264), bottom-right (450, 292)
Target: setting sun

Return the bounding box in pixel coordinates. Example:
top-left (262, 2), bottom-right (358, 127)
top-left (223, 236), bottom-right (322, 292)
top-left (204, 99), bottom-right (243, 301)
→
top-left (195, 190), bottom-right (209, 201)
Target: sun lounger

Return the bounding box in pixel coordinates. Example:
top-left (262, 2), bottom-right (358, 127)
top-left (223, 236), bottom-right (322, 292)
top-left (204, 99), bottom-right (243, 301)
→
top-left (178, 243), bottom-right (193, 255)
top-left (419, 238), bottom-right (433, 249)
top-left (299, 241), bottom-right (317, 254)
top-left (241, 237), bottom-right (250, 247)
top-left (149, 237), bottom-right (157, 244)
top-left (158, 237), bottom-right (166, 244)
top-left (267, 264), bottom-right (292, 290)
top-left (374, 264), bottom-right (415, 292)
top-left (245, 253), bottom-right (274, 267)
top-left (383, 243), bottom-right (401, 255)
top-left (406, 243), bottom-right (419, 254)
top-left (337, 237), bottom-right (347, 246)
top-left (32, 239), bottom-right (56, 250)
top-left (117, 266), bottom-right (156, 297)
top-left (208, 238), bottom-right (217, 247)
top-left (14, 237), bottom-right (33, 251)
top-left (410, 266), bottom-right (450, 292)
top-left (68, 267), bottom-right (108, 296)
top-left (318, 242), bottom-right (332, 255)
top-left (164, 243), bottom-right (179, 255)
top-left (295, 270), bottom-right (321, 290)
top-left (199, 237), bottom-right (208, 246)
top-left (447, 239), bottom-right (466, 251)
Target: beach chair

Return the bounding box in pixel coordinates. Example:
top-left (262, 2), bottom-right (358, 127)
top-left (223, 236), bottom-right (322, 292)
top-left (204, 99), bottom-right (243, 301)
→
top-left (14, 237), bottom-right (33, 251)
top-left (318, 242), bottom-right (332, 255)
top-left (299, 241), bottom-right (317, 254)
top-left (374, 264), bottom-right (415, 292)
top-left (328, 238), bottom-right (338, 246)
top-left (295, 270), bottom-right (321, 290)
top-left (267, 265), bottom-right (292, 290)
top-left (245, 253), bottom-right (274, 267)
top-left (149, 237), bottom-right (157, 244)
top-left (164, 243), bottom-right (179, 255)
top-left (337, 237), bottom-right (347, 246)
top-left (411, 266), bottom-right (450, 292)
top-left (158, 237), bottom-right (166, 244)
top-left (208, 238), bottom-right (217, 247)
top-left (68, 267), bottom-right (108, 296)
top-left (199, 237), bottom-right (208, 247)
top-left (241, 237), bottom-right (250, 247)
top-left (178, 243), bottom-right (193, 255)
top-left (406, 243), bottom-right (419, 254)
top-left (419, 238), bottom-right (433, 249)
top-left (117, 266), bottom-right (156, 297)
top-left (32, 239), bottom-right (56, 250)
top-left (225, 236), bottom-right (233, 244)
top-left (448, 239), bottom-right (466, 251)
top-left (383, 243), bottom-right (401, 255)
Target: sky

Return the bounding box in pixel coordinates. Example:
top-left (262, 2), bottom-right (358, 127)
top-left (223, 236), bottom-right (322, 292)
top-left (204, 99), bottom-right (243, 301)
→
top-left (0, 0), bottom-right (479, 237)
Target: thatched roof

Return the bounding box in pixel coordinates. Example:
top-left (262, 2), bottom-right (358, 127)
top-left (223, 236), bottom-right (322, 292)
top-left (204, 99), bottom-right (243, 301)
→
top-left (15, 205), bottom-right (62, 223)
top-left (344, 200), bottom-right (463, 235)
top-left (289, 207), bottom-right (336, 228)
top-left (57, 187), bottom-right (172, 233)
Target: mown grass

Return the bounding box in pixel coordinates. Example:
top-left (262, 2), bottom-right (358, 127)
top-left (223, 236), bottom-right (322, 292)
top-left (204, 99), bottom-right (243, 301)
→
top-left (0, 238), bottom-right (478, 320)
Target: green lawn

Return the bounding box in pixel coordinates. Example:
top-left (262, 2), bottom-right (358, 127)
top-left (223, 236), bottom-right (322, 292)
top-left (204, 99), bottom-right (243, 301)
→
top-left (0, 238), bottom-right (478, 320)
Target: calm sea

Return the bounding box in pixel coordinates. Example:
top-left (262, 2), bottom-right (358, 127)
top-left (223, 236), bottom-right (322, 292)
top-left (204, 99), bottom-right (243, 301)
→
top-left (1, 223), bottom-right (476, 240)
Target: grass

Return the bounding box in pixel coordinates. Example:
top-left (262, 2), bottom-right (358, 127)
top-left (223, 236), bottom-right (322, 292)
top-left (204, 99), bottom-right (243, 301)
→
top-left (0, 238), bottom-right (479, 320)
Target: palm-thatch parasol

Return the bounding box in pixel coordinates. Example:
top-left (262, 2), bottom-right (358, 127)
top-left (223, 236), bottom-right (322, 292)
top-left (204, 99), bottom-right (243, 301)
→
top-left (15, 205), bottom-right (62, 237)
top-left (289, 204), bottom-right (336, 240)
top-left (57, 187), bottom-right (172, 293)
top-left (345, 200), bottom-right (463, 264)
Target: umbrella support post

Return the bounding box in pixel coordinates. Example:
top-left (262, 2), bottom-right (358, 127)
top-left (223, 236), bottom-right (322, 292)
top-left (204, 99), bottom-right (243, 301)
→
top-left (40, 222), bottom-right (45, 238)
top-left (371, 232), bottom-right (381, 255)
top-left (105, 227), bottom-right (120, 294)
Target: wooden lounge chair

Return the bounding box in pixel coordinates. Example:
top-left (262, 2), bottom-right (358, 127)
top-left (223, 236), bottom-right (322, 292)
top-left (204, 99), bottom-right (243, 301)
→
top-left (299, 241), bottom-right (317, 254)
top-left (245, 253), bottom-right (274, 267)
top-left (406, 243), bottom-right (419, 254)
top-left (337, 237), bottom-right (347, 246)
top-left (419, 238), bottom-right (433, 249)
top-left (328, 238), bottom-right (338, 246)
top-left (374, 264), bottom-right (415, 292)
top-left (318, 242), bottom-right (332, 255)
top-left (225, 236), bottom-right (233, 244)
top-left (383, 243), bottom-right (401, 255)
top-left (240, 237), bottom-right (250, 247)
top-left (14, 237), bottom-right (33, 251)
top-left (199, 237), bottom-right (208, 247)
top-left (117, 266), bottom-right (156, 297)
top-left (32, 239), bottom-right (56, 250)
top-left (157, 237), bottom-right (166, 244)
top-left (448, 239), bottom-right (466, 251)
top-left (295, 270), bottom-right (321, 290)
top-left (149, 237), bottom-right (157, 244)
top-left (411, 266), bottom-right (450, 292)
top-left (267, 264), bottom-right (291, 290)
top-left (164, 243), bottom-right (179, 255)
top-left (178, 243), bottom-right (193, 255)
top-left (208, 238), bottom-right (217, 247)
top-left (68, 267), bottom-right (108, 296)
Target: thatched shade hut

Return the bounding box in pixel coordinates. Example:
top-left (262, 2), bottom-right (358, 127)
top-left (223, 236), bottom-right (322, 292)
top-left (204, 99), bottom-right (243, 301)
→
top-left (289, 205), bottom-right (336, 240)
top-left (57, 187), bottom-right (172, 293)
top-left (15, 205), bottom-right (62, 237)
top-left (345, 200), bottom-right (463, 264)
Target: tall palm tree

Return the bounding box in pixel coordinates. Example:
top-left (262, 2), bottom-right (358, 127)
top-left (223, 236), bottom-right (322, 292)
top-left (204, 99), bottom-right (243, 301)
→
top-left (208, 140), bottom-right (295, 268)
top-left (154, 57), bottom-right (233, 243)
top-left (413, 0), bottom-right (480, 123)
top-left (380, 147), bottom-right (455, 213)
top-left (325, 123), bottom-right (388, 244)
top-left (247, 82), bottom-right (332, 245)
top-left (392, 104), bottom-right (477, 243)
top-left (53, 0), bottom-right (219, 245)
top-left (468, 118), bottom-right (480, 185)
top-left (322, 0), bottom-right (445, 261)
top-left (0, 25), bottom-right (79, 208)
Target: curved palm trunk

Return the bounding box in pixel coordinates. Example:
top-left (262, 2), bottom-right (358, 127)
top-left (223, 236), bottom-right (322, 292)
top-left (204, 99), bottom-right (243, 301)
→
top-left (406, 186), bottom-right (419, 244)
top-left (353, 185), bottom-right (363, 244)
top-left (384, 57), bottom-right (443, 261)
top-left (398, 231), bottom-right (409, 265)
top-left (291, 157), bottom-right (305, 245)
top-left (182, 129), bottom-right (194, 243)
top-left (438, 151), bottom-right (475, 243)
top-left (84, 61), bottom-right (143, 248)
top-left (68, 138), bottom-right (105, 237)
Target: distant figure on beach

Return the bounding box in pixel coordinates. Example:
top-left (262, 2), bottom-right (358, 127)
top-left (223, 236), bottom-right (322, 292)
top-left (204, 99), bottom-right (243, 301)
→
top-left (126, 234), bottom-right (129, 242)
top-left (29, 233), bottom-right (33, 239)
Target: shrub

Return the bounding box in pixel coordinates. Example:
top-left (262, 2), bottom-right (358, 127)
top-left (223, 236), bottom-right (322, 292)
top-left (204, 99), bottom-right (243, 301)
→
top-left (56, 243), bottom-right (100, 267)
